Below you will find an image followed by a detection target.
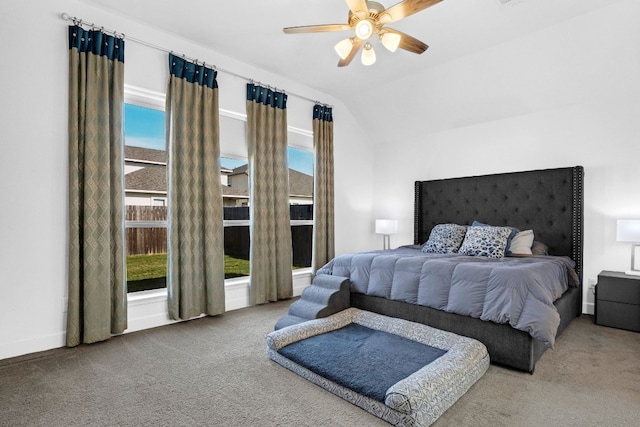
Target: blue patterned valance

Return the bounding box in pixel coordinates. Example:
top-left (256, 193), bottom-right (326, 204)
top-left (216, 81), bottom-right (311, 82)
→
top-left (68, 25), bottom-right (124, 62)
top-left (313, 105), bottom-right (333, 122)
top-left (246, 83), bottom-right (287, 109)
top-left (169, 53), bottom-right (217, 89)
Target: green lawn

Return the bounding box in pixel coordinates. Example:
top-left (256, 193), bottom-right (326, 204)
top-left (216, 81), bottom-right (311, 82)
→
top-left (126, 253), bottom-right (252, 281)
top-left (126, 253), bottom-right (168, 281)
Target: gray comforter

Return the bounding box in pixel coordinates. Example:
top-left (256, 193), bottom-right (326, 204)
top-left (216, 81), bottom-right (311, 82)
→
top-left (316, 246), bottom-right (579, 347)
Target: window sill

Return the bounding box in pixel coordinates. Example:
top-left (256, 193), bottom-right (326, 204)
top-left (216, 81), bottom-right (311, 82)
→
top-left (128, 287), bottom-right (168, 306)
top-left (128, 268), bottom-right (312, 297)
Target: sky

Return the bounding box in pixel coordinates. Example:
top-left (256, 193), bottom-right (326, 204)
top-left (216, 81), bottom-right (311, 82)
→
top-left (124, 103), bottom-right (314, 175)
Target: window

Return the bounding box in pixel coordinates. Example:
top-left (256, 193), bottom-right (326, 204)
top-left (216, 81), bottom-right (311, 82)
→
top-left (288, 145), bottom-right (314, 269)
top-left (220, 113), bottom-right (251, 279)
top-left (222, 154), bottom-right (251, 279)
top-left (220, 121), bottom-right (315, 275)
top-left (123, 99), bottom-right (168, 293)
top-left (123, 86), bottom-right (314, 291)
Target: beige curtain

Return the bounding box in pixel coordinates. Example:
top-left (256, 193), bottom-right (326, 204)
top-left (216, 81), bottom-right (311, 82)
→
top-left (246, 84), bottom-right (293, 304)
top-left (166, 54), bottom-right (225, 320)
top-left (67, 26), bottom-right (127, 346)
top-left (312, 105), bottom-right (335, 273)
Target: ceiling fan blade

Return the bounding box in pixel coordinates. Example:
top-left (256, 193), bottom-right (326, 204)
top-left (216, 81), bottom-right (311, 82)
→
top-left (384, 28), bottom-right (429, 54)
top-left (283, 24), bottom-right (352, 34)
top-left (380, 0), bottom-right (442, 24)
top-left (338, 39), bottom-right (364, 67)
top-left (345, 0), bottom-right (370, 19)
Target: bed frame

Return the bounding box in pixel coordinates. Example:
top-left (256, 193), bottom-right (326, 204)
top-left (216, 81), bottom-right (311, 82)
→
top-left (351, 166), bottom-right (584, 372)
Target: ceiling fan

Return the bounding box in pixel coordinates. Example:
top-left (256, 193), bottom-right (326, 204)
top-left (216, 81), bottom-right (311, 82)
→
top-left (283, 0), bottom-right (443, 67)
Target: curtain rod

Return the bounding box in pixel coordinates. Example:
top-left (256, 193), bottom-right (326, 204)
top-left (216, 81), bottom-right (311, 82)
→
top-left (60, 12), bottom-right (332, 108)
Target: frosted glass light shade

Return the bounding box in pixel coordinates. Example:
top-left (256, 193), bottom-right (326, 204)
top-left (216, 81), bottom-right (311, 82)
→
top-left (381, 32), bottom-right (401, 52)
top-left (617, 219), bottom-right (640, 242)
top-left (355, 19), bottom-right (374, 40)
top-left (376, 219), bottom-right (398, 235)
top-left (361, 43), bottom-right (376, 66)
top-left (334, 38), bottom-right (353, 60)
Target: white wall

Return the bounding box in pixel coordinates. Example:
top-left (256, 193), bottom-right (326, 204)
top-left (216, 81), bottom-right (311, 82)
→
top-left (7, 0), bottom-right (626, 361)
top-left (371, 0), bottom-right (640, 314)
top-left (0, 0), bottom-right (374, 360)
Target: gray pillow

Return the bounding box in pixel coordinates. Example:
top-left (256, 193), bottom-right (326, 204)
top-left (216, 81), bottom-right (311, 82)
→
top-left (458, 225), bottom-right (512, 258)
top-left (531, 241), bottom-right (549, 255)
top-left (421, 224), bottom-right (467, 254)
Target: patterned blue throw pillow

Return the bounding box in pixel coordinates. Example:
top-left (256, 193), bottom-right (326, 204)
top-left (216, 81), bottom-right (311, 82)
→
top-left (421, 224), bottom-right (468, 254)
top-left (458, 225), bottom-right (512, 258)
top-left (471, 221), bottom-right (519, 255)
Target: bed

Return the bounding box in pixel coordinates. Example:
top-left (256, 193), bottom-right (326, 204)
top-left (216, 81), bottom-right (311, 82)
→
top-left (320, 166), bottom-right (584, 373)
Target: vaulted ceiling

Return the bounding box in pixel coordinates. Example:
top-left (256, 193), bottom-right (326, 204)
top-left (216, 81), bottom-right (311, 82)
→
top-left (85, 0), bottom-right (616, 141)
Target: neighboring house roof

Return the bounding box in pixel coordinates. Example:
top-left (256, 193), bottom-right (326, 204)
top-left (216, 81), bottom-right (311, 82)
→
top-left (289, 169), bottom-right (313, 197)
top-left (126, 166), bottom-right (166, 192)
top-left (125, 167), bottom-right (249, 198)
top-left (124, 145), bottom-right (166, 163)
top-left (231, 164), bottom-right (248, 175)
top-left (124, 166), bottom-right (249, 199)
top-left (124, 146), bottom-right (312, 198)
top-left (228, 164), bottom-right (313, 197)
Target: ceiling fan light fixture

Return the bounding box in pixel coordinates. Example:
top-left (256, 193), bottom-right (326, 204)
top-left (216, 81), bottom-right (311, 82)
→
top-left (380, 32), bottom-right (401, 52)
top-left (361, 42), bottom-right (376, 66)
top-left (379, 12), bottom-right (392, 24)
top-left (355, 19), bottom-right (374, 40)
top-left (283, 0), bottom-right (437, 67)
top-left (334, 38), bottom-right (354, 60)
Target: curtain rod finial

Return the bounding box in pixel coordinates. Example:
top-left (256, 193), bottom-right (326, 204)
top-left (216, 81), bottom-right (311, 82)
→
top-left (60, 12), bottom-right (71, 21)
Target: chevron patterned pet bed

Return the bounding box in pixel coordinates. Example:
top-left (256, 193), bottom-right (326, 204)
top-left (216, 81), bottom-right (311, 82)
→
top-left (266, 308), bottom-right (489, 427)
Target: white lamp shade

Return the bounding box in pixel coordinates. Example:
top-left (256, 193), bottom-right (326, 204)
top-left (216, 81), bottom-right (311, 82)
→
top-left (334, 38), bottom-right (353, 60)
top-left (376, 219), bottom-right (398, 235)
top-left (380, 32), bottom-right (401, 52)
top-left (361, 43), bottom-right (376, 66)
top-left (617, 219), bottom-right (640, 242)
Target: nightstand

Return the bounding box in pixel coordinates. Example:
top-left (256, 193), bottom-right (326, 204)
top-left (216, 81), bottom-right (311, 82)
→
top-left (595, 271), bottom-right (640, 332)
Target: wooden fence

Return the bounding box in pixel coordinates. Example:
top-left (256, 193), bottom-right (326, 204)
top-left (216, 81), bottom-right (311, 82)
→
top-left (125, 206), bottom-right (167, 256)
top-left (125, 205), bottom-right (313, 267)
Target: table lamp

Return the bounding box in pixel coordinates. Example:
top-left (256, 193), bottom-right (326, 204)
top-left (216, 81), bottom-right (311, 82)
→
top-left (616, 219), bottom-right (640, 276)
top-left (376, 219), bottom-right (398, 250)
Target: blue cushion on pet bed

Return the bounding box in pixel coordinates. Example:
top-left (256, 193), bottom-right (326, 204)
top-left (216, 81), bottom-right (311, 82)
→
top-left (279, 323), bottom-right (446, 402)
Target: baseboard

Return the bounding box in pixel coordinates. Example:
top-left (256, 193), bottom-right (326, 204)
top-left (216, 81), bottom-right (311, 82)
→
top-left (583, 301), bottom-right (595, 315)
top-left (0, 333), bottom-right (66, 362)
top-left (1, 271), bottom-right (313, 362)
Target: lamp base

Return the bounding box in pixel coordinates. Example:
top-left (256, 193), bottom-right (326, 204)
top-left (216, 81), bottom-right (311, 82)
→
top-left (382, 234), bottom-right (390, 250)
top-left (624, 270), bottom-right (640, 276)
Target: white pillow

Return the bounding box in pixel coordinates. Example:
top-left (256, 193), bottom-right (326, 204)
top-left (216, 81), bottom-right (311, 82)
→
top-left (509, 230), bottom-right (534, 255)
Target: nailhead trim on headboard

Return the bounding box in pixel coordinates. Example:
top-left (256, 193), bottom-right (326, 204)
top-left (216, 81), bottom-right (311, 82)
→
top-left (571, 166), bottom-right (584, 282)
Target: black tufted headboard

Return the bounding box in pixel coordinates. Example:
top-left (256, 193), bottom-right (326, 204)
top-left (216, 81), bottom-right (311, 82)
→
top-left (414, 166), bottom-right (584, 282)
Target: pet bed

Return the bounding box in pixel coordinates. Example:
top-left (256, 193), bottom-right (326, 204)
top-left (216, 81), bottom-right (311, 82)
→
top-left (267, 308), bottom-right (489, 427)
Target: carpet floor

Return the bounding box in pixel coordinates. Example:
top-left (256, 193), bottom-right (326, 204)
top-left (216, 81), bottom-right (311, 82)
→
top-left (1, 300), bottom-right (639, 427)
